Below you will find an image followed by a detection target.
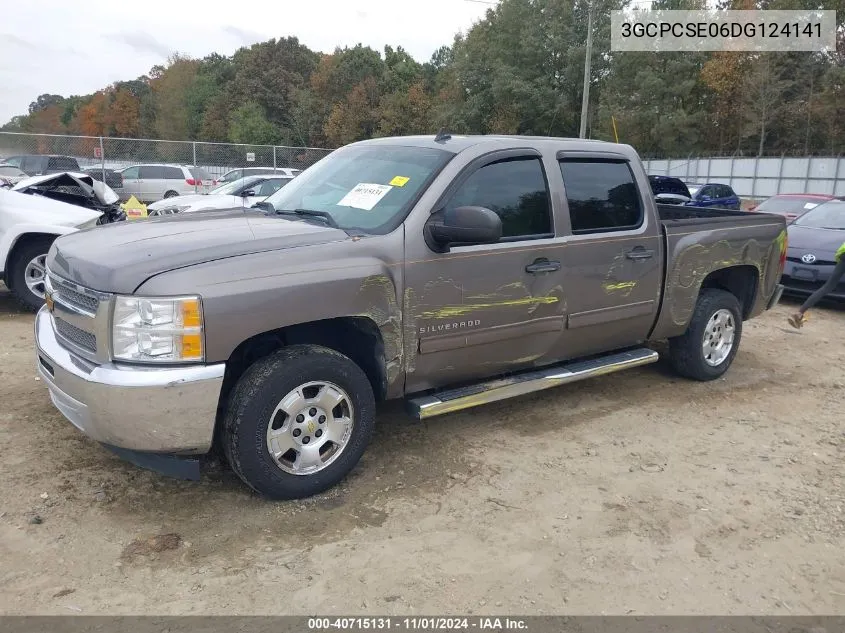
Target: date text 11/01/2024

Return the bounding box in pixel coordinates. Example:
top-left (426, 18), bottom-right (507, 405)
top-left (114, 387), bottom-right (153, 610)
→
top-left (308, 617), bottom-right (528, 630)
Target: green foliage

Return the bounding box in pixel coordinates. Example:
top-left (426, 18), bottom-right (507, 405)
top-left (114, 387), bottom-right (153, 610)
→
top-left (4, 0), bottom-right (843, 155)
top-left (228, 102), bottom-right (281, 145)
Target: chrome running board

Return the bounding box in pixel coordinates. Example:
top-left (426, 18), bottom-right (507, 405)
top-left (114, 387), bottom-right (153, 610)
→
top-left (405, 347), bottom-right (659, 420)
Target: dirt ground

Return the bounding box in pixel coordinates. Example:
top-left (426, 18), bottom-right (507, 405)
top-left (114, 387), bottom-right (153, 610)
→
top-left (1, 283), bottom-right (844, 616)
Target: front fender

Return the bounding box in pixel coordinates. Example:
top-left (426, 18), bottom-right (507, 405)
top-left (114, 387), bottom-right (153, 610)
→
top-left (0, 223), bottom-right (79, 275)
top-left (135, 241), bottom-right (404, 383)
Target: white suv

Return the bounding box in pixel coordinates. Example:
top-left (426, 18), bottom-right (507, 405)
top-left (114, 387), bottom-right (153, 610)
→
top-left (117, 164), bottom-right (216, 202)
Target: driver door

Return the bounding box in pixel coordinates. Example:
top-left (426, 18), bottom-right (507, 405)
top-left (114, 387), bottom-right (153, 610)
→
top-left (404, 151), bottom-right (567, 393)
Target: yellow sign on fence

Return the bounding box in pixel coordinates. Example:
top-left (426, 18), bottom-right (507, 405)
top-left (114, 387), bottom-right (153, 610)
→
top-left (121, 195), bottom-right (148, 220)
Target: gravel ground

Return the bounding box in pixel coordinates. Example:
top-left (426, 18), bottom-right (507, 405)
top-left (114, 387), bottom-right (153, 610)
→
top-left (1, 284), bottom-right (844, 615)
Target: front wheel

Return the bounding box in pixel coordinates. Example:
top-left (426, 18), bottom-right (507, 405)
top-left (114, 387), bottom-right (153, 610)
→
top-left (9, 237), bottom-right (55, 311)
top-left (668, 288), bottom-right (743, 381)
top-left (222, 344), bottom-right (376, 500)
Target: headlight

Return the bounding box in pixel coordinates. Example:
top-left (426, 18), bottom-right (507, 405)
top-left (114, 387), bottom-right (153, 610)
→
top-left (111, 295), bottom-right (204, 363)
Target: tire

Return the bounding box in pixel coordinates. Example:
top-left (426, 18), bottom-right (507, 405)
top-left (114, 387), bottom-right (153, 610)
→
top-left (222, 344), bottom-right (376, 500)
top-left (669, 288), bottom-right (743, 381)
top-left (9, 236), bottom-right (55, 311)
top-left (163, 190), bottom-right (179, 198)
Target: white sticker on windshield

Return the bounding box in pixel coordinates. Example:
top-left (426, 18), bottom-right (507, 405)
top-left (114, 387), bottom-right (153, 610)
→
top-left (336, 183), bottom-right (393, 211)
top-left (804, 202), bottom-right (819, 209)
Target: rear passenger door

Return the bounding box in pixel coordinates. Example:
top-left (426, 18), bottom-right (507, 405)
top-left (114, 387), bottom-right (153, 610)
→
top-left (405, 151), bottom-right (567, 393)
top-left (553, 155), bottom-right (663, 360)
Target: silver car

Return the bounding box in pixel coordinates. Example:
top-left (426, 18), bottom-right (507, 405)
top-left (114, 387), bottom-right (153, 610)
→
top-left (218, 167), bottom-right (301, 184)
top-left (117, 164), bottom-right (216, 202)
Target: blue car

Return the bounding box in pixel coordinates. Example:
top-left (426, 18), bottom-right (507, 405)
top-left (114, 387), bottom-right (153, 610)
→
top-left (686, 182), bottom-right (741, 210)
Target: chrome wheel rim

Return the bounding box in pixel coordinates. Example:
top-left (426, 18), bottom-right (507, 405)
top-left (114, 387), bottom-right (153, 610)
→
top-left (702, 308), bottom-right (735, 367)
top-left (24, 254), bottom-right (47, 299)
top-left (266, 381), bottom-right (354, 475)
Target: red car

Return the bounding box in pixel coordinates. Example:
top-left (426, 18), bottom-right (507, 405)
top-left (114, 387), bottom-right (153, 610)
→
top-left (749, 193), bottom-right (840, 223)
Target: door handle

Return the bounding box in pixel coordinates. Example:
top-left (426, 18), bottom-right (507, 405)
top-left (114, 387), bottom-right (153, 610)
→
top-left (525, 258), bottom-right (561, 274)
top-left (625, 248), bottom-right (655, 261)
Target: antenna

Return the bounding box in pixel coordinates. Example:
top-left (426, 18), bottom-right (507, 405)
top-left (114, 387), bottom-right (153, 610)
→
top-left (434, 128), bottom-right (452, 143)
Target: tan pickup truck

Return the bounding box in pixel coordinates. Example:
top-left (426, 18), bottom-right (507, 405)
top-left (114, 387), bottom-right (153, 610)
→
top-left (34, 134), bottom-right (787, 499)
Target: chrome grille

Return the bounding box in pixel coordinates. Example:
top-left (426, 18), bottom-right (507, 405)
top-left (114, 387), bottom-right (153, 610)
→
top-left (54, 317), bottom-right (97, 352)
top-left (53, 284), bottom-right (99, 313)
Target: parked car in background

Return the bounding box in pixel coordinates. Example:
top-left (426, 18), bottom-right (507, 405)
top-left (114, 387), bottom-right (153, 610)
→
top-left (748, 193), bottom-right (838, 223)
top-left (4, 154), bottom-right (81, 176)
top-left (218, 167), bottom-right (301, 184)
top-left (648, 175), bottom-right (692, 205)
top-left (1, 172), bottom-right (125, 309)
top-left (684, 182), bottom-right (741, 210)
top-left (780, 198), bottom-right (845, 301)
top-left (147, 174), bottom-right (294, 216)
top-left (80, 166), bottom-right (124, 191)
top-left (117, 164), bottom-right (216, 202)
top-left (0, 164), bottom-right (29, 186)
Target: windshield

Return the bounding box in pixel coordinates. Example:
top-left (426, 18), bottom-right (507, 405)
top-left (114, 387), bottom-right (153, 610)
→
top-left (210, 176), bottom-right (263, 195)
top-left (261, 144), bottom-right (454, 233)
top-left (756, 196), bottom-right (825, 215)
top-left (793, 200), bottom-right (845, 229)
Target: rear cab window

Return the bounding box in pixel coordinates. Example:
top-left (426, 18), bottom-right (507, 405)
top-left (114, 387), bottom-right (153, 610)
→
top-left (559, 159), bottom-right (643, 234)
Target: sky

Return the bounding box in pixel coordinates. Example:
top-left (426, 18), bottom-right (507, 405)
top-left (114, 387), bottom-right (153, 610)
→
top-left (0, 0), bottom-right (494, 126)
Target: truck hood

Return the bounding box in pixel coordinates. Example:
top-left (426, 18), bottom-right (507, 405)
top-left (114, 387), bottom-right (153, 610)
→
top-left (46, 210), bottom-right (350, 293)
top-left (786, 224), bottom-right (845, 257)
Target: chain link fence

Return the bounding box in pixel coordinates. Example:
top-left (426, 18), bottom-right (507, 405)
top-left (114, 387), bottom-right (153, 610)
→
top-left (0, 131), bottom-right (333, 181)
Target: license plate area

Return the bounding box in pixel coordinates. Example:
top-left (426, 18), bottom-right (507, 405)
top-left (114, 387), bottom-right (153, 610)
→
top-left (792, 267), bottom-right (817, 281)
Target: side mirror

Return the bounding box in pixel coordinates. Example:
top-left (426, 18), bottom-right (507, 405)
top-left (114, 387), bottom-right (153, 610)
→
top-left (426, 206), bottom-right (502, 251)
top-left (241, 189), bottom-right (256, 197)
top-left (252, 201), bottom-right (273, 213)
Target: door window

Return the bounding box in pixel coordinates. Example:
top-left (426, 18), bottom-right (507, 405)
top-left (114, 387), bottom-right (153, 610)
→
top-left (445, 157), bottom-right (552, 239)
top-left (256, 178), bottom-right (289, 196)
top-left (139, 166), bottom-right (165, 179)
top-left (559, 159), bottom-right (643, 234)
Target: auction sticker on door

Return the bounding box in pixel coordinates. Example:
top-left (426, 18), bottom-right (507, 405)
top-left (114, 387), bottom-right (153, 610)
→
top-left (337, 183), bottom-right (392, 210)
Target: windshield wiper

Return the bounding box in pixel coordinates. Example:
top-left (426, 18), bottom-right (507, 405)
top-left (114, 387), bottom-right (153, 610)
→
top-left (272, 208), bottom-right (339, 228)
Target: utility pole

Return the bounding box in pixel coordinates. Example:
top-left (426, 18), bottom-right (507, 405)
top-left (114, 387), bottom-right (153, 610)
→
top-left (579, 0), bottom-right (594, 139)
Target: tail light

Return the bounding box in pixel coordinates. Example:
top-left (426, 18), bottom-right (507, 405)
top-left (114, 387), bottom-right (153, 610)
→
top-left (186, 178), bottom-right (201, 186)
top-left (777, 231), bottom-right (788, 276)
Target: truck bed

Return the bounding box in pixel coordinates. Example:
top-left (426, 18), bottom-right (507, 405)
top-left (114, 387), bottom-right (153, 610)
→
top-left (657, 203), bottom-right (754, 224)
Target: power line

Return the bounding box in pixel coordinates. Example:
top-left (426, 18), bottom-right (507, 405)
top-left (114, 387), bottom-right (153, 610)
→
top-left (463, 0), bottom-right (499, 5)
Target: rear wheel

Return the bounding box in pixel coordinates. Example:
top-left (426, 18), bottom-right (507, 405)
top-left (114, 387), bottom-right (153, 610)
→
top-left (9, 237), bottom-right (55, 311)
top-left (669, 288), bottom-right (742, 381)
top-left (222, 344), bottom-right (376, 500)
top-left (163, 190), bottom-right (179, 198)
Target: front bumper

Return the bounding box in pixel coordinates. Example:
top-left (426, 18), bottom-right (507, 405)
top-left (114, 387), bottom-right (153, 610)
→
top-left (34, 306), bottom-right (225, 454)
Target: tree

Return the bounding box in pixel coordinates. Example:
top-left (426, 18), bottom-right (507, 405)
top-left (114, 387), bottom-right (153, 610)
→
top-left (228, 102), bottom-right (280, 145)
top-left (77, 91), bottom-right (111, 136)
top-left (151, 54), bottom-right (200, 140)
top-left (109, 88), bottom-right (141, 137)
top-left (28, 94), bottom-right (65, 115)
